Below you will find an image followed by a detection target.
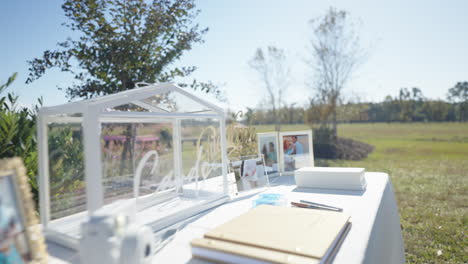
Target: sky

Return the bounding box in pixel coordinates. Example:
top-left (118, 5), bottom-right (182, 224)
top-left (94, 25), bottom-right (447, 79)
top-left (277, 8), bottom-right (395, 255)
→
top-left (1, 0), bottom-right (467, 111)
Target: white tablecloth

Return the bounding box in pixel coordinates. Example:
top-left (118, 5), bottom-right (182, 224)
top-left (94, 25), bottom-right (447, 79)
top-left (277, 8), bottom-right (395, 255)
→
top-left (48, 172), bottom-right (405, 264)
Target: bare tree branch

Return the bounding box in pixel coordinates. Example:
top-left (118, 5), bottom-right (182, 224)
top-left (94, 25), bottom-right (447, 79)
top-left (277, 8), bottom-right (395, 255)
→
top-left (249, 46), bottom-right (291, 131)
top-left (306, 7), bottom-right (367, 137)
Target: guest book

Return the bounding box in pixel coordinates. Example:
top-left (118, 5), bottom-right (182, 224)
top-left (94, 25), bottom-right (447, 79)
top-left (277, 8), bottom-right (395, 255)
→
top-left (191, 205), bottom-right (351, 264)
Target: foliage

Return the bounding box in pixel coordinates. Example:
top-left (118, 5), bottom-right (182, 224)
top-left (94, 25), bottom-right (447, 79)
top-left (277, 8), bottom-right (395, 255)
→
top-left (306, 7), bottom-right (366, 136)
top-left (242, 108), bottom-right (256, 125)
top-left (248, 46), bottom-right (291, 131)
top-left (447, 81), bottom-right (468, 122)
top-left (27, 0), bottom-right (220, 98)
top-left (0, 73), bottom-right (85, 207)
top-left (397, 87), bottom-right (425, 121)
top-left (311, 126), bottom-right (337, 159)
top-left (243, 86), bottom-right (467, 125)
top-left (47, 125), bottom-right (85, 195)
top-left (46, 124), bottom-right (87, 218)
top-left (26, 0), bottom-right (221, 178)
top-left (0, 73), bottom-right (40, 203)
top-left (422, 100), bottom-right (450, 122)
top-left (0, 72), bottom-right (18, 94)
top-left (159, 126), bottom-right (173, 148)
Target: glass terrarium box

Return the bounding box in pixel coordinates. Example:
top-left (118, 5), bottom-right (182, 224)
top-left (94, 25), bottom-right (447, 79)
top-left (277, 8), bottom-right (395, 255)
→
top-left (37, 83), bottom-right (229, 249)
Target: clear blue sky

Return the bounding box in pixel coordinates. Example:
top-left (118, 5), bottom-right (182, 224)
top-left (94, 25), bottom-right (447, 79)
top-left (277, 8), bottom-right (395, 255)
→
top-left (1, 0), bottom-right (467, 111)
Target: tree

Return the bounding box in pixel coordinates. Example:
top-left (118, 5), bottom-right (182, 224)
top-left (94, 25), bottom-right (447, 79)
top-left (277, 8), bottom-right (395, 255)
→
top-left (249, 46), bottom-right (291, 131)
top-left (306, 7), bottom-right (366, 137)
top-left (27, 0), bottom-right (219, 98)
top-left (304, 98), bottom-right (328, 125)
top-left (397, 87), bottom-right (425, 121)
top-left (243, 107), bottom-right (255, 125)
top-left (447, 81), bottom-right (468, 122)
top-left (26, 0), bottom-right (219, 174)
top-left (423, 100), bottom-right (449, 121)
top-left (381, 95), bottom-right (400, 122)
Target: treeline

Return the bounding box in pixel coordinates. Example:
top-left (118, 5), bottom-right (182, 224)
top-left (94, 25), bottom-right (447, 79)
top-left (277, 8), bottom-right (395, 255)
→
top-left (240, 85), bottom-right (468, 125)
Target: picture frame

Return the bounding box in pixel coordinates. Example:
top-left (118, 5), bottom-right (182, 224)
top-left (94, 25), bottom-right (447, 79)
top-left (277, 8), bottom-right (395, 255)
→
top-left (0, 158), bottom-right (48, 264)
top-left (279, 130), bottom-right (314, 175)
top-left (257, 132), bottom-right (280, 178)
top-left (228, 154), bottom-right (269, 193)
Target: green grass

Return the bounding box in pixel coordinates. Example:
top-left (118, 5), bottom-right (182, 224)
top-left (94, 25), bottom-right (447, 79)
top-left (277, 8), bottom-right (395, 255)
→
top-left (256, 122), bottom-right (468, 263)
top-left (335, 123), bottom-right (468, 263)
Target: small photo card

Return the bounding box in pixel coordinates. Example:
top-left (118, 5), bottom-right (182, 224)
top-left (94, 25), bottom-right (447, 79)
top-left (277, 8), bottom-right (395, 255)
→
top-left (228, 155), bottom-right (269, 193)
top-left (257, 132), bottom-right (280, 177)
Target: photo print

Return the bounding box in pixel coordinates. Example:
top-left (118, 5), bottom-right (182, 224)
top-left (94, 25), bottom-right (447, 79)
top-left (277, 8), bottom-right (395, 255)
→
top-left (279, 131), bottom-right (314, 174)
top-left (257, 133), bottom-right (280, 177)
top-left (228, 155), bottom-right (269, 193)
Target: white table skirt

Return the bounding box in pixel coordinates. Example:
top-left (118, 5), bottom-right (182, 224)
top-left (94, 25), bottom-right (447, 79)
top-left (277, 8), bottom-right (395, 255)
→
top-left (48, 172), bottom-right (405, 264)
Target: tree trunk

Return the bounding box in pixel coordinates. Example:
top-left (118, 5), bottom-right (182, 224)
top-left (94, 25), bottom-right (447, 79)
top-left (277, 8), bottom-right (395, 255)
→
top-left (273, 107), bottom-right (281, 132)
top-left (120, 124), bottom-right (136, 175)
top-left (118, 77), bottom-right (137, 175)
top-left (330, 92), bottom-right (338, 140)
top-left (332, 107), bottom-right (338, 139)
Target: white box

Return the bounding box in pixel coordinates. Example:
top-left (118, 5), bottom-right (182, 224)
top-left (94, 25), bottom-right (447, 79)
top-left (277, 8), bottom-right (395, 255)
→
top-left (294, 167), bottom-right (367, 190)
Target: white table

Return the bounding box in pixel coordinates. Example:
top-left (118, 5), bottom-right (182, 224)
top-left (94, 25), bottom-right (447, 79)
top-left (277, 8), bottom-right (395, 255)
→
top-left (48, 172), bottom-right (405, 264)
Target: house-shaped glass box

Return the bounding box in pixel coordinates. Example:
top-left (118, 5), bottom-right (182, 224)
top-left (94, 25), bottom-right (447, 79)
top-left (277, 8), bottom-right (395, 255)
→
top-left (37, 83), bottom-right (229, 249)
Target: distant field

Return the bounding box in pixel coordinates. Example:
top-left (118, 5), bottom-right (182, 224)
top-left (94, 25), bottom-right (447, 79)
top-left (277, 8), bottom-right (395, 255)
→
top-left (255, 122), bottom-right (468, 263)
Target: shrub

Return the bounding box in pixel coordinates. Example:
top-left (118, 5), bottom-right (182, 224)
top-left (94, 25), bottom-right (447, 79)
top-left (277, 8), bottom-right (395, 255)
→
top-left (313, 126), bottom-right (374, 160)
top-left (0, 93), bottom-right (39, 202)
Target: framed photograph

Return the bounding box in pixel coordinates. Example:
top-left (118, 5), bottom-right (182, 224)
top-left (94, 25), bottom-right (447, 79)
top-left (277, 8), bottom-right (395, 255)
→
top-left (257, 132), bottom-right (280, 177)
top-left (228, 155), bottom-right (269, 193)
top-left (0, 158), bottom-right (47, 264)
top-left (279, 130), bottom-right (314, 174)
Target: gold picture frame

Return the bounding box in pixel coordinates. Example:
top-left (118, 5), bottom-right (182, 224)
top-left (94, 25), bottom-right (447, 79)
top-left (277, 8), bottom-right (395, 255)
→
top-left (0, 158), bottom-right (48, 264)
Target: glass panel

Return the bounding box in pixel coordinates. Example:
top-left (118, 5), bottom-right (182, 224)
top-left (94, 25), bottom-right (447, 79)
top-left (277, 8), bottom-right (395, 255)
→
top-left (140, 90), bottom-right (212, 113)
top-left (48, 123), bottom-right (85, 220)
top-left (104, 102), bottom-right (150, 112)
top-left (180, 118), bottom-right (223, 197)
top-left (101, 122), bottom-right (175, 205)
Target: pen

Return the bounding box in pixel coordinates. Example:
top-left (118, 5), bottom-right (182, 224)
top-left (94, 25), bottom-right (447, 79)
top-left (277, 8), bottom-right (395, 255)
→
top-left (291, 202), bottom-right (343, 212)
top-left (300, 200), bottom-right (343, 212)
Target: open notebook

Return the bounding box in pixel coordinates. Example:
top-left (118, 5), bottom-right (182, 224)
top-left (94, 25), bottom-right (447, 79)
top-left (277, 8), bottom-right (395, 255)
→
top-left (191, 205), bottom-right (351, 264)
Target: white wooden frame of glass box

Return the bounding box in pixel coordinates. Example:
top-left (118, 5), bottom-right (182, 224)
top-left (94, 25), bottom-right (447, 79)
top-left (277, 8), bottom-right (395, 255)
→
top-left (37, 83), bottom-right (229, 249)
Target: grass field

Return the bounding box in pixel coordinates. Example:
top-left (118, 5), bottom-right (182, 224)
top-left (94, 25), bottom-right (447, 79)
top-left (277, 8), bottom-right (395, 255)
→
top-left (256, 123), bottom-right (468, 263)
